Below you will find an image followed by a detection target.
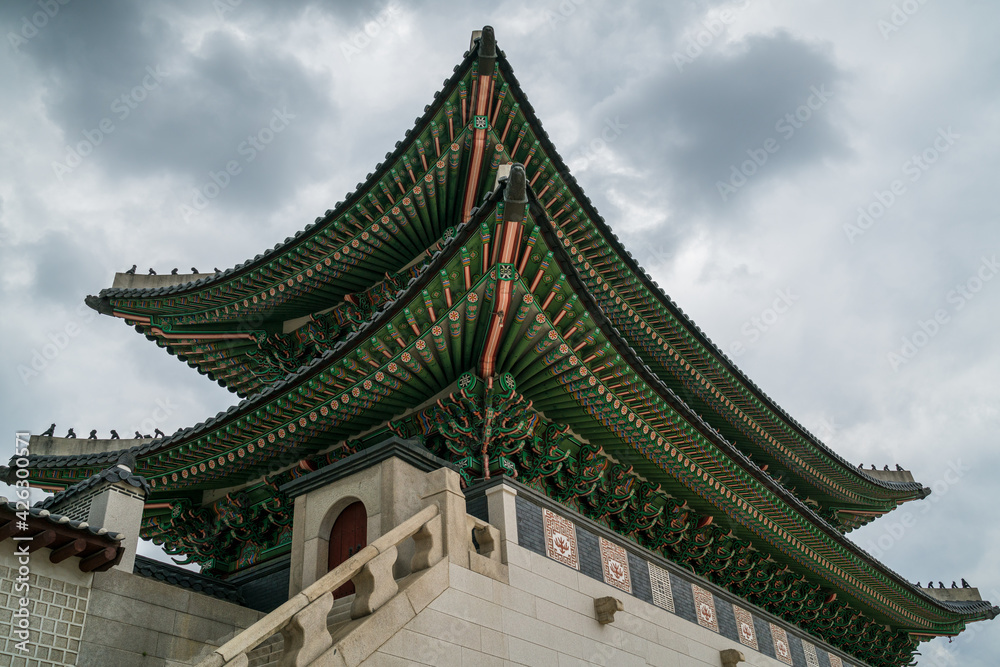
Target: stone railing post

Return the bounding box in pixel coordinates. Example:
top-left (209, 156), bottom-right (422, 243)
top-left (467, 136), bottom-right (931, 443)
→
top-left (195, 504), bottom-right (440, 667)
top-left (351, 545), bottom-right (399, 619)
top-left (279, 592), bottom-right (333, 667)
top-left (421, 467), bottom-right (468, 566)
top-left (411, 514), bottom-right (444, 571)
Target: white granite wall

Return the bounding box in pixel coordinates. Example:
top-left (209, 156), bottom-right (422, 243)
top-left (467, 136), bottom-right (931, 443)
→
top-left (358, 542), bottom-right (805, 667)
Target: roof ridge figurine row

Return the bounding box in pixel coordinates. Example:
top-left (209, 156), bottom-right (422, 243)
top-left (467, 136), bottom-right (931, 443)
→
top-left (40, 424), bottom-right (166, 439)
top-left (124, 265), bottom-right (222, 275)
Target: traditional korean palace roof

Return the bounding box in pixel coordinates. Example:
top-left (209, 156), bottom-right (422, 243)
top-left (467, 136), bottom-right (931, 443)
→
top-left (21, 28), bottom-right (995, 667)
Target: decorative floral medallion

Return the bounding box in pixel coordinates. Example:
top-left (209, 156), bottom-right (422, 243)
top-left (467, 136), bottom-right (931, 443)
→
top-left (770, 624), bottom-right (793, 665)
top-left (542, 508), bottom-right (579, 570)
top-left (598, 537), bottom-right (631, 593)
top-left (733, 605), bottom-right (758, 650)
top-left (692, 584), bottom-right (719, 632)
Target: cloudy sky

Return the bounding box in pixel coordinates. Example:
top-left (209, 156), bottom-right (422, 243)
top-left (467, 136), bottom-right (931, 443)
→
top-left (1, 1), bottom-right (997, 663)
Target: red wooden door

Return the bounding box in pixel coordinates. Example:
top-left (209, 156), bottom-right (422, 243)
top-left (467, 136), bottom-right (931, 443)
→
top-left (328, 501), bottom-right (367, 599)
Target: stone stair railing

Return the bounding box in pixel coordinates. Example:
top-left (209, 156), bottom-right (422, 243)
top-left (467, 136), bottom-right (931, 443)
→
top-left (195, 503), bottom-right (443, 667)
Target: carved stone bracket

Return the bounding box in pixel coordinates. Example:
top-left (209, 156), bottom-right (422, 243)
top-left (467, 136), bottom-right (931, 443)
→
top-left (594, 596), bottom-right (623, 625)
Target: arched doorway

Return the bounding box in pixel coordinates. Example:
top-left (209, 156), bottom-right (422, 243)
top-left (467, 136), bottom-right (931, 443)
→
top-left (328, 501), bottom-right (367, 598)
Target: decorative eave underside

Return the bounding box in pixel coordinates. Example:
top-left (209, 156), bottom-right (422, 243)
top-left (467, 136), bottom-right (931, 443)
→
top-left (85, 39), bottom-right (925, 527)
top-left (27, 182), bottom-right (995, 641)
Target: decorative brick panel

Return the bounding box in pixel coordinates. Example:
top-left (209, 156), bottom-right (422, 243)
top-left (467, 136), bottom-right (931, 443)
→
top-left (692, 584), bottom-right (719, 633)
top-left (770, 623), bottom-right (794, 665)
top-left (647, 562), bottom-right (675, 612)
top-left (803, 640), bottom-right (820, 666)
top-left (516, 492), bottom-right (861, 667)
top-left (542, 508), bottom-right (579, 570)
top-left (598, 537), bottom-right (631, 593)
top-left (733, 604), bottom-right (758, 651)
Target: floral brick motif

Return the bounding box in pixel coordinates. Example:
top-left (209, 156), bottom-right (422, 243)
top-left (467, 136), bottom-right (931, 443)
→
top-left (598, 537), bottom-right (631, 593)
top-left (803, 640), bottom-right (820, 667)
top-left (828, 655), bottom-right (844, 667)
top-left (647, 562), bottom-right (674, 612)
top-left (692, 584), bottom-right (719, 633)
top-left (770, 623), bottom-right (793, 665)
top-left (542, 508), bottom-right (579, 570)
top-left (733, 604), bottom-right (758, 651)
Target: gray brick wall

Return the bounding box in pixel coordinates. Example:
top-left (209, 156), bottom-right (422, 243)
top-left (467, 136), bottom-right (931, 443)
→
top-left (465, 494), bottom-right (489, 523)
top-left (576, 530), bottom-right (602, 581)
top-left (717, 595), bottom-right (739, 644)
top-left (671, 572), bottom-right (697, 624)
top-left (789, 633), bottom-right (807, 666)
top-left (514, 495), bottom-right (544, 556)
top-left (628, 552), bottom-right (652, 605)
top-left (755, 615), bottom-right (777, 660)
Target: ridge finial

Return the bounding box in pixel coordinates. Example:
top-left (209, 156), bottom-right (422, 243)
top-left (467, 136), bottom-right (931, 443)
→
top-left (504, 163), bottom-right (527, 206)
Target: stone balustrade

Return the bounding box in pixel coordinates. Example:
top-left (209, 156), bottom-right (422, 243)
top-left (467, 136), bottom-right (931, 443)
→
top-left (195, 503), bottom-right (442, 667)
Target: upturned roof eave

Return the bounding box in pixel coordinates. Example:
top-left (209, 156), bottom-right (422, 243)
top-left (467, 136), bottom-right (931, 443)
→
top-left (490, 55), bottom-right (925, 504)
top-left (22, 184), bottom-right (507, 482)
top-left (524, 189), bottom-right (989, 631)
top-left (88, 44), bottom-right (482, 312)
